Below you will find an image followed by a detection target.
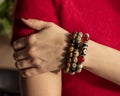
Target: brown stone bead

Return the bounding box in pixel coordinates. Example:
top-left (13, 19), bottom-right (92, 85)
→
top-left (64, 67), bottom-right (70, 73)
top-left (69, 46), bottom-right (74, 52)
top-left (72, 32), bottom-right (78, 38)
top-left (67, 63), bottom-right (71, 68)
top-left (69, 52), bottom-right (73, 57)
top-left (68, 58), bottom-right (72, 63)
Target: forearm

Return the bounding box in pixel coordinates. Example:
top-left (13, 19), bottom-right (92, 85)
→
top-left (84, 40), bottom-right (120, 85)
top-left (20, 71), bottom-right (61, 96)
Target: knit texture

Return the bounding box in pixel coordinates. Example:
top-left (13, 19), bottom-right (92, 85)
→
top-left (12, 0), bottom-right (120, 96)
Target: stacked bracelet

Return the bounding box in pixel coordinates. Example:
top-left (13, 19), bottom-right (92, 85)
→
top-left (64, 32), bottom-right (89, 75)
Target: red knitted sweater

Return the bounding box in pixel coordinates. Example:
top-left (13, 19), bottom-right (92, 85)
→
top-left (12, 0), bottom-right (120, 96)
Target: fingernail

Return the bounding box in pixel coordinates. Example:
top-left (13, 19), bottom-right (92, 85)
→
top-left (21, 18), bottom-right (29, 22)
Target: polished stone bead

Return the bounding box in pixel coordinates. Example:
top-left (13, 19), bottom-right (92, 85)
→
top-left (78, 32), bottom-right (83, 37)
top-left (69, 43), bottom-right (74, 46)
top-left (68, 58), bottom-right (72, 63)
top-left (69, 67), bottom-right (76, 75)
top-left (74, 50), bottom-right (79, 57)
top-left (73, 57), bottom-right (78, 63)
top-left (72, 32), bottom-right (78, 38)
top-left (76, 67), bottom-right (82, 73)
top-left (82, 33), bottom-right (90, 42)
top-left (64, 67), bottom-right (70, 73)
top-left (69, 46), bottom-right (74, 52)
top-left (67, 63), bottom-right (71, 68)
top-left (76, 32), bottom-right (83, 41)
top-left (81, 47), bottom-right (87, 56)
top-left (74, 43), bottom-right (81, 49)
top-left (69, 52), bottom-right (73, 57)
top-left (78, 56), bottom-right (85, 63)
top-left (70, 39), bottom-right (76, 44)
top-left (72, 63), bottom-right (77, 68)
top-left (78, 64), bottom-right (83, 69)
top-left (82, 43), bottom-right (88, 47)
top-left (76, 64), bottom-right (83, 73)
top-left (70, 71), bottom-right (75, 75)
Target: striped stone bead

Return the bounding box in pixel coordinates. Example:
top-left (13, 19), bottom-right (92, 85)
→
top-left (80, 46), bottom-right (88, 56)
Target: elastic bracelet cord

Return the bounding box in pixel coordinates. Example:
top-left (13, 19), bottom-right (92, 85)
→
top-left (64, 32), bottom-right (90, 75)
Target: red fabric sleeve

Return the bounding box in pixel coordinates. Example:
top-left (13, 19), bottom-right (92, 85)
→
top-left (12, 0), bottom-right (59, 43)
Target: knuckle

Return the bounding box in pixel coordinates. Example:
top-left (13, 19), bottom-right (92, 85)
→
top-left (28, 46), bottom-right (36, 56)
top-left (33, 59), bottom-right (41, 66)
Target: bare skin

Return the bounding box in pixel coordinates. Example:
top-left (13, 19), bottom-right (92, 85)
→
top-left (13, 18), bottom-right (120, 96)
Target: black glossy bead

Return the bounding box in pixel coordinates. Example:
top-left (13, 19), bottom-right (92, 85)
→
top-left (82, 43), bottom-right (88, 47)
top-left (69, 43), bottom-right (74, 46)
top-left (70, 39), bottom-right (76, 44)
top-left (80, 47), bottom-right (87, 56)
top-left (70, 67), bottom-right (76, 72)
top-left (74, 43), bottom-right (81, 49)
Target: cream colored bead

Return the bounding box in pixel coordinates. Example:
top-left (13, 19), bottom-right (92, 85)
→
top-left (72, 63), bottom-right (77, 68)
top-left (76, 68), bottom-right (82, 73)
top-left (76, 64), bottom-right (83, 73)
top-left (76, 32), bottom-right (83, 42)
top-left (74, 50), bottom-right (79, 57)
top-left (78, 64), bottom-right (83, 69)
top-left (73, 57), bottom-right (78, 63)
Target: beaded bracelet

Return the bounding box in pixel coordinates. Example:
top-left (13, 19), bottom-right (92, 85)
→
top-left (64, 32), bottom-right (90, 75)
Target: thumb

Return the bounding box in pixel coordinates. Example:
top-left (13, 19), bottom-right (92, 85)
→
top-left (21, 18), bottom-right (49, 30)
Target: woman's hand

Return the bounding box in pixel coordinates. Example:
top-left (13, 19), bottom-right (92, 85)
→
top-left (13, 18), bottom-right (69, 77)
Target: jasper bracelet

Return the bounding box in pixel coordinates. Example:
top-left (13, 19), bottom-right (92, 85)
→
top-left (64, 32), bottom-right (90, 75)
